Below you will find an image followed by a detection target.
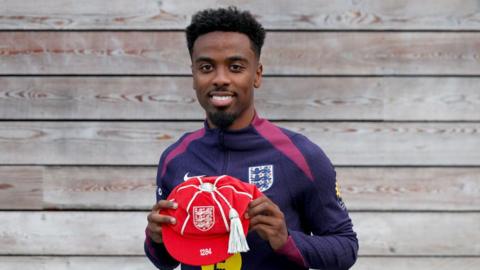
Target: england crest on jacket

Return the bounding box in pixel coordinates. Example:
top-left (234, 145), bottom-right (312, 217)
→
top-left (248, 165), bottom-right (274, 192)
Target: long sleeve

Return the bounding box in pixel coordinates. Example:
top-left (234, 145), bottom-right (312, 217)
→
top-left (144, 230), bottom-right (179, 270)
top-left (144, 150), bottom-right (181, 270)
top-left (286, 135), bottom-right (359, 269)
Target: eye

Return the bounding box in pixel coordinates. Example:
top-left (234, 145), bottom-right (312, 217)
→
top-left (230, 64), bottom-right (244, 72)
top-left (199, 64), bottom-right (213, 73)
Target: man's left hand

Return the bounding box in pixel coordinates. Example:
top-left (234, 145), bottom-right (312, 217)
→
top-left (245, 195), bottom-right (289, 250)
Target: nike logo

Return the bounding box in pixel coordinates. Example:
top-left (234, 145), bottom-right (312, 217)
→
top-left (183, 172), bottom-right (205, 181)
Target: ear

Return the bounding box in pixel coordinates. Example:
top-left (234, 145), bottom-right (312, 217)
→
top-left (254, 63), bottom-right (263, 88)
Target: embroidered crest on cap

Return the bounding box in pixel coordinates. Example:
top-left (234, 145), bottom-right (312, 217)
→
top-left (193, 206), bottom-right (215, 231)
top-left (248, 165), bottom-right (273, 192)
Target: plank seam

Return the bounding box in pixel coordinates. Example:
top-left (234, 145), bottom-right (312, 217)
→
top-left (1, 29), bottom-right (480, 33)
top-left (1, 74), bottom-right (480, 78)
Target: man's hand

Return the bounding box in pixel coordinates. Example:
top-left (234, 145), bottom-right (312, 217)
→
top-left (146, 200), bottom-right (177, 244)
top-left (246, 196), bottom-right (288, 250)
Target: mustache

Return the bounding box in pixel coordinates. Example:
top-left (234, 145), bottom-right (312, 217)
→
top-left (208, 86), bottom-right (233, 93)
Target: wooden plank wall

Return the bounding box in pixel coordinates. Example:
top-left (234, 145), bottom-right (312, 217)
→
top-left (1, 0), bottom-right (479, 269)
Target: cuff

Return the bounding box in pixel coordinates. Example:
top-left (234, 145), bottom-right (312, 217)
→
top-left (274, 235), bottom-right (308, 268)
top-left (144, 229), bottom-right (179, 269)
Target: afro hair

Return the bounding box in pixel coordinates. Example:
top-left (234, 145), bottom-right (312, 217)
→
top-left (186, 6), bottom-right (266, 58)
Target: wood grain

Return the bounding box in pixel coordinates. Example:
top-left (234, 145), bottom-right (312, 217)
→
top-left (1, 256), bottom-right (479, 270)
top-left (355, 212), bottom-right (480, 256)
top-left (0, 256), bottom-right (157, 270)
top-left (353, 257), bottom-right (480, 270)
top-left (382, 77), bottom-right (480, 121)
top-left (1, 122), bottom-right (479, 166)
top-left (0, 211), bottom-right (146, 255)
top-left (0, 166), bottom-right (43, 209)
top-left (338, 167), bottom-right (480, 211)
top-left (1, 0), bottom-right (478, 266)
top-left (1, 166), bottom-right (479, 211)
top-left (0, 77), bottom-right (202, 120)
top-left (1, 0), bottom-right (480, 30)
top-left (2, 77), bottom-right (479, 121)
top-left (2, 32), bottom-right (480, 75)
top-left (43, 166), bottom-right (156, 210)
top-left (0, 32), bottom-right (187, 75)
top-left (0, 211), bottom-right (478, 256)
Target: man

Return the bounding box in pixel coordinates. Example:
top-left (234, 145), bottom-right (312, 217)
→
top-left (145, 7), bottom-right (358, 270)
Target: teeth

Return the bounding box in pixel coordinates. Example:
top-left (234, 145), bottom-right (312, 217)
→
top-left (212, 96), bottom-right (232, 100)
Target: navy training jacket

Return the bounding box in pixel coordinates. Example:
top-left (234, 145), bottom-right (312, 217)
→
top-left (145, 114), bottom-right (358, 270)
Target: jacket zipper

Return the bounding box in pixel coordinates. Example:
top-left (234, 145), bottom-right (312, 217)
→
top-left (219, 130), bottom-right (229, 174)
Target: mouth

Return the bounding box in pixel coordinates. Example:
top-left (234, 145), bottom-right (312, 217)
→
top-left (209, 92), bottom-right (235, 107)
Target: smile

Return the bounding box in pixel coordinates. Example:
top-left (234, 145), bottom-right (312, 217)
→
top-left (212, 96), bottom-right (232, 101)
top-left (210, 95), bottom-right (234, 107)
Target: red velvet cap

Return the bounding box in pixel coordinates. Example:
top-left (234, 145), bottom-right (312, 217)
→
top-left (161, 175), bottom-right (262, 266)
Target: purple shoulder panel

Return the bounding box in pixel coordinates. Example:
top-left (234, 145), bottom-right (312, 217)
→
top-left (252, 116), bottom-right (314, 181)
top-left (160, 128), bottom-right (206, 178)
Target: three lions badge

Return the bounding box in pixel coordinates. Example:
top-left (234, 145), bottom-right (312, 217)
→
top-left (248, 165), bottom-right (274, 192)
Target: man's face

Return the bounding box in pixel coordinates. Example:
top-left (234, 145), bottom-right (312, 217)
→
top-left (191, 31), bottom-right (263, 130)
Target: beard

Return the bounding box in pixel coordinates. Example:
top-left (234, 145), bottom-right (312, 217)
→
top-left (207, 110), bottom-right (237, 130)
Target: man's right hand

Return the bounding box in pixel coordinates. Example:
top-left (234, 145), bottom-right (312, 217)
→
top-left (146, 200), bottom-right (178, 244)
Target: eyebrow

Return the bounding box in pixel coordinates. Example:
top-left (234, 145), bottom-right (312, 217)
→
top-left (227, 55), bottom-right (249, 62)
top-left (194, 56), bottom-right (213, 64)
top-left (194, 55), bottom-right (249, 64)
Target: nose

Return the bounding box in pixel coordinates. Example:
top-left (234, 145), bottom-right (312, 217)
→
top-left (212, 67), bottom-right (231, 88)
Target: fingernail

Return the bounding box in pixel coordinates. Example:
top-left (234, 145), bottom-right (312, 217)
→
top-left (244, 213), bottom-right (249, 219)
top-left (172, 203), bottom-right (178, 209)
top-left (171, 217), bottom-right (176, 224)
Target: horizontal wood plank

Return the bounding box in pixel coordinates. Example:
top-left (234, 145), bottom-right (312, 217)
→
top-left (353, 257), bottom-right (480, 270)
top-left (0, 212), bottom-right (478, 256)
top-left (1, 122), bottom-right (479, 166)
top-left (338, 167), bottom-right (480, 211)
top-left (0, 32), bottom-right (187, 75)
top-left (2, 32), bottom-right (480, 75)
top-left (1, 256), bottom-right (479, 270)
top-left (355, 212), bottom-right (480, 256)
top-left (1, 166), bottom-right (479, 211)
top-left (2, 77), bottom-right (479, 121)
top-left (0, 167), bottom-right (42, 209)
top-left (42, 166), bottom-right (156, 210)
top-left (2, 0), bottom-right (478, 265)
top-left (0, 77), bottom-right (203, 120)
top-left (2, 0), bottom-right (480, 30)
top-left (0, 256), bottom-right (156, 270)
top-left (0, 212), bottom-right (146, 255)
